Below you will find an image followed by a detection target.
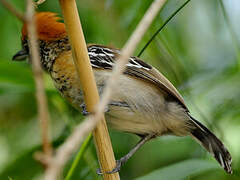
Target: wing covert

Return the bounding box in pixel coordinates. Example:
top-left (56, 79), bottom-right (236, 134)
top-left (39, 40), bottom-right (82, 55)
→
top-left (87, 44), bottom-right (188, 111)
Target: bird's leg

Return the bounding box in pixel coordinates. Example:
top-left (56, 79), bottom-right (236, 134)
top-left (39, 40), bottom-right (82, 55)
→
top-left (97, 134), bottom-right (154, 175)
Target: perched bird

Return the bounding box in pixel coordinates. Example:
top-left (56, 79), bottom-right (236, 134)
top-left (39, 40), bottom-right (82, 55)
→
top-left (13, 12), bottom-right (232, 174)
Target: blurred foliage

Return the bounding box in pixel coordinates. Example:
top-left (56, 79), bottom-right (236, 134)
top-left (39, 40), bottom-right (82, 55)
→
top-left (136, 159), bottom-right (221, 180)
top-left (0, 0), bottom-right (240, 179)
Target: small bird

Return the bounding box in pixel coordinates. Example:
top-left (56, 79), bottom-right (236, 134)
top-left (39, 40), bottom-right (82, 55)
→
top-left (13, 12), bottom-right (232, 174)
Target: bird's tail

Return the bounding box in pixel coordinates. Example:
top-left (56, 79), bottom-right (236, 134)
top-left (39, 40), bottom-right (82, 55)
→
top-left (189, 115), bottom-right (232, 174)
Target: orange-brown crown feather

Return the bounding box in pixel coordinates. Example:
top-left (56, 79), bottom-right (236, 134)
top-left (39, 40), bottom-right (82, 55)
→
top-left (21, 12), bottom-right (67, 42)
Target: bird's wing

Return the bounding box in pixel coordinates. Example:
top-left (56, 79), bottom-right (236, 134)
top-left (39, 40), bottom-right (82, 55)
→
top-left (87, 44), bottom-right (188, 111)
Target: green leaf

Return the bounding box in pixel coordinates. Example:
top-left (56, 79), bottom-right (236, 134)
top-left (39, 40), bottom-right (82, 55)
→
top-left (135, 159), bottom-right (221, 180)
top-left (0, 147), bottom-right (42, 180)
top-left (0, 131), bottom-right (67, 180)
top-left (0, 60), bottom-right (34, 89)
top-left (65, 133), bottom-right (92, 180)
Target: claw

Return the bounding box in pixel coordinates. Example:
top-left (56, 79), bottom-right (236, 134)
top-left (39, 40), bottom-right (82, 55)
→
top-left (96, 135), bottom-right (153, 175)
top-left (106, 160), bottom-right (122, 174)
top-left (80, 103), bottom-right (89, 116)
top-left (97, 159), bottom-right (125, 175)
top-left (96, 168), bottom-right (103, 175)
top-left (82, 109), bottom-right (89, 116)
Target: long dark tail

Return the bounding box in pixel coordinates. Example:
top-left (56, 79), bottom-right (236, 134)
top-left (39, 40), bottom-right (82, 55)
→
top-left (189, 115), bottom-right (232, 174)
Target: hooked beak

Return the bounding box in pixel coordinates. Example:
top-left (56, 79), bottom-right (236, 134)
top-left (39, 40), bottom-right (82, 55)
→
top-left (12, 49), bottom-right (28, 61)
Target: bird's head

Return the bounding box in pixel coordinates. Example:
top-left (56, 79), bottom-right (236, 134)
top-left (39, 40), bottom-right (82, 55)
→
top-left (13, 12), bottom-right (67, 61)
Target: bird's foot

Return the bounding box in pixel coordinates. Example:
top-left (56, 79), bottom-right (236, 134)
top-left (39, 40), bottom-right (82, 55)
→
top-left (80, 103), bottom-right (89, 116)
top-left (97, 158), bottom-right (126, 175)
top-left (96, 135), bottom-right (153, 175)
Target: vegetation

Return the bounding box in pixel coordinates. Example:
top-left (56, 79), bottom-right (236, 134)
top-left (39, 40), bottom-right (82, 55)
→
top-left (0, 0), bottom-right (239, 179)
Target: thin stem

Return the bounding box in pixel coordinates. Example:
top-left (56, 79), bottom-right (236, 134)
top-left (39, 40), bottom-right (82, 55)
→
top-left (65, 133), bottom-right (92, 180)
top-left (25, 0), bottom-right (52, 160)
top-left (138, 0), bottom-right (192, 57)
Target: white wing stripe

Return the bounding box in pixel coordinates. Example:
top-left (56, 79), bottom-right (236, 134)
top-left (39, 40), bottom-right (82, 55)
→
top-left (88, 45), bottom-right (151, 70)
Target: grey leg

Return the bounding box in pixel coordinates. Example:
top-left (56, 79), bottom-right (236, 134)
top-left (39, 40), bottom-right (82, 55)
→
top-left (97, 134), bottom-right (154, 175)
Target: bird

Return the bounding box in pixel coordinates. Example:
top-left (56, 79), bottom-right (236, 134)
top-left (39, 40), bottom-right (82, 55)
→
top-left (12, 12), bottom-right (232, 174)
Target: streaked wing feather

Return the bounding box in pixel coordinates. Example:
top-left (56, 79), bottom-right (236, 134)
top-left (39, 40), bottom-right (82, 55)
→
top-left (87, 44), bottom-right (188, 111)
top-left (142, 66), bottom-right (187, 110)
top-left (124, 67), bottom-right (188, 111)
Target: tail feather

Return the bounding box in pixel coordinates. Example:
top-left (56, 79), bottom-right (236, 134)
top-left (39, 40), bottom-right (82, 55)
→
top-left (189, 115), bottom-right (232, 174)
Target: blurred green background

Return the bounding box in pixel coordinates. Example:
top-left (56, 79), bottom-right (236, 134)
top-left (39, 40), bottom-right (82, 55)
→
top-left (0, 0), bottom-right (240, 179)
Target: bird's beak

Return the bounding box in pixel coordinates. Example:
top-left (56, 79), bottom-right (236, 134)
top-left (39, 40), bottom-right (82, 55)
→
top-left (12, 49), bottom-right (28, 61)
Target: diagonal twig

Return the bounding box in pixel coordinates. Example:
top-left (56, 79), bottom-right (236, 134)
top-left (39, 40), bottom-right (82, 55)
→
top-left (138, 0), bottom-right (192, 57)
top-left (45, 0), bottom-right (167, 179)
top-left (25, 0), bottom-right (52, 161)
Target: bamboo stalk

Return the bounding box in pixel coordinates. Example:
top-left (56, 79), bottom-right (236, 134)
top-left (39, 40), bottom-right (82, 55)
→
top-left (58, 0), bottom-right (120, 180)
